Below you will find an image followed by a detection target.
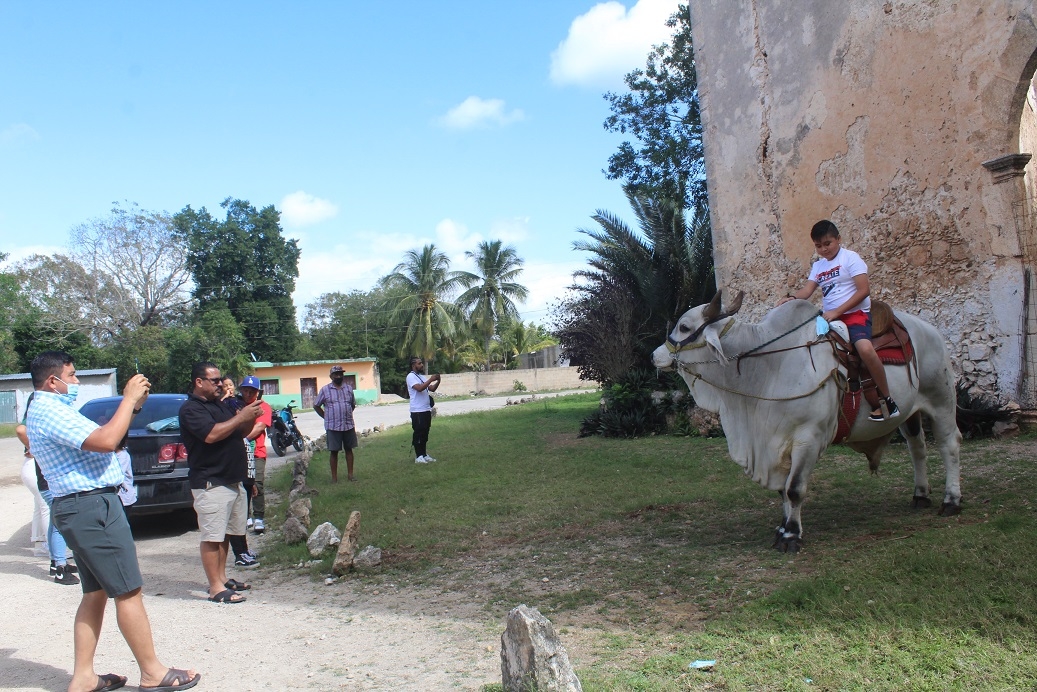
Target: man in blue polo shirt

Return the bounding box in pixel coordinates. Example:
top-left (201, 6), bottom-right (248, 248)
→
top-left (27, 350), bottom-right (199, 692)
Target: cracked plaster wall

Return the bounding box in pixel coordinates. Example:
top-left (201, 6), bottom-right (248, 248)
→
top-left (690, 0), bottom-right (1037, 403)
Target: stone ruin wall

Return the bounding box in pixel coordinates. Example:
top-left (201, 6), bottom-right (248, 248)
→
top-left (689, 0), bottom-right (1037, 404)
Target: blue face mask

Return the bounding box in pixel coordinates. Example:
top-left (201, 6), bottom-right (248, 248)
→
top-left (55, 378), bottom-right (79, 405)
top-left (815, 315), bottom-right (831, 336)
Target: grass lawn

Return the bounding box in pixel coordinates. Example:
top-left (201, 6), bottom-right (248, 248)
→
top-left (265, 393), bottom-right (1037, 690)
top-left (0, 423), bottom-right (17, 438)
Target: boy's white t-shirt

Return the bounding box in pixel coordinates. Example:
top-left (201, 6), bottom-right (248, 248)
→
top-left (808, 247), bottom-right (871, 314)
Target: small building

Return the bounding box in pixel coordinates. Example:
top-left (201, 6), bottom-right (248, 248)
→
top-left (250, 358), bottom-right (380, 410)
top-left (0, 368), bottom-right (118, 423)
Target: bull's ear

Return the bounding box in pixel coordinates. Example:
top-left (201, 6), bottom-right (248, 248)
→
top-left (724, 290), bottom-right (744, 315)
top-left (702, 290), bottom-right (723, 320)
top-left (704, 323), bottom-right (728, 362)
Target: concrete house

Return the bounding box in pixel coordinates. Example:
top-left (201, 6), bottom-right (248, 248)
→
top-left (0, 368), bottom-right (118, 423)
top-left (250, 358), bottom-right (380, 409)
top-left (689, 0), bottom-right (1037, 406)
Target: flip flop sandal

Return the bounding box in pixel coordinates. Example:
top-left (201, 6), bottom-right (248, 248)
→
top-left (138, 668), bottom-right (200, 691)
top-left (207, 589), bottom-right (246, 604)
top-left (92, 673), bottom-right (128, 691)
top-left (224, 578), bottom-right (251, 591)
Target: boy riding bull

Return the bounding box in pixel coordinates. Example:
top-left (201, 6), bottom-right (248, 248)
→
top-left (778, 219), bottom-right (900, 422)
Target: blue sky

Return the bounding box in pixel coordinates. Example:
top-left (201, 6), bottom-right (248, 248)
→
top-left (0, 0), bottom-right (681, 325)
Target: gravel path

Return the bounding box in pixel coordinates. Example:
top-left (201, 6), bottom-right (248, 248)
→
top-left (0, 390), bottom-right (593, 691)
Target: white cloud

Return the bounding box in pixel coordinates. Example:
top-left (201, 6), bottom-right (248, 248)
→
top-left (439, 96), bottom-right (525, 130)
top-left (279, 191), bottom-right (339, 229)
top-left (550, 0), bottom-right (680, 88)
top-left (515, 260), bottom-right (585, 326)
top-left (0, 123), bottom-right (40, 147)
top-left (488, 217), bottom-right (531, 245)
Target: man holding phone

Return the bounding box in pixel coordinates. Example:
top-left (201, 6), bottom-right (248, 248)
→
top-left (178, 362), bottom-right (261, 604)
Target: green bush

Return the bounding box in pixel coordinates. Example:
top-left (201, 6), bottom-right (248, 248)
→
top-left (578, 368), bottom-right (693, 438)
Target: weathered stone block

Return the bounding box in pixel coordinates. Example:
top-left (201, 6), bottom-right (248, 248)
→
top-left (332, 510), bottom-right (361, 576)
top-left (307, 521), bottom-right (341, 557)
top-left (500, 604), bottom-right (581, 692)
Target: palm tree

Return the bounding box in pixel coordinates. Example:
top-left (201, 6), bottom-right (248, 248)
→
top-left (381, 245), bottom-right (467, 366)
top-left (501, 320), bottom-right (557, 368)
top-left (456, 240), bottom-right (530, 370)
top-left (572, 186), bottom-right (714, 336)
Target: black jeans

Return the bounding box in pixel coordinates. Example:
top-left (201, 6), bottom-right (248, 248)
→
top-left (411, 410), bottom-right (432, 457)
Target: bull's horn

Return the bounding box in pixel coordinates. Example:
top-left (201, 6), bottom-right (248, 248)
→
top-left (702, 290), bottom-right (722, 320)
top-left (725, 290), bottom-right (744, 315)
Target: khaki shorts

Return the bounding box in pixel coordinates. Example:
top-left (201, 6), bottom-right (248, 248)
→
top-left (192, 483), bottom-right (247, 542)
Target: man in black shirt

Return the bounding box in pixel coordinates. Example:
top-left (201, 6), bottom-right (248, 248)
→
top-left (179, 362), bottom-right (261, 603)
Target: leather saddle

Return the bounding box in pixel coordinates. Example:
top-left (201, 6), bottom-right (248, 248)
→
top-left (826, 301), bottom-right (916, 442)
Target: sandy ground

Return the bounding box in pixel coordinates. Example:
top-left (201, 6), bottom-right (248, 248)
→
top-left (0, 391), bottom-right (593, 692)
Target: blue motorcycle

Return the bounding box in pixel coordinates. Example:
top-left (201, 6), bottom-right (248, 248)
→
top-left (270, 400), bottom-right (305, 456)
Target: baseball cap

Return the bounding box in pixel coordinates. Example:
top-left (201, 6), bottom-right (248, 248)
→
top-left (330, 365), bottom-right (344, 374)
top-left (239, 375), bottom-right (261, 390)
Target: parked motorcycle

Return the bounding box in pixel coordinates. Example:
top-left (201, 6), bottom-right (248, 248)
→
top-left (270, 400), bottom-right (305, 456)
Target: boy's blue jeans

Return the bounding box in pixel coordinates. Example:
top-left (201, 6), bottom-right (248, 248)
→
top-left (40, 489), bottom-right (70, 566)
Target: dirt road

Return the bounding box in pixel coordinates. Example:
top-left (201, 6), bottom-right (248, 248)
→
top-left (0, 392), bottom-right (593, 691)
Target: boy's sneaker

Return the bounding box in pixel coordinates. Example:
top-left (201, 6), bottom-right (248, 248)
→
top-left (234, 553), bottom-right (260, 568)
top-left (885, 398), bottom-right (901, 419)
top-left (246, 518), bottom-right (254, 530)
top-left (54, 565), bottom-right (80, 586)
top-left (253, 518), bottom-right (265, 534)
top-left (247, 549), bottom-right (259, 560)
top-left (423, 455), bottom-right (437, 463)
top-left (415, 456), bottom-right (429, 464)
top-left (50, 560), bottom-right (78, 576)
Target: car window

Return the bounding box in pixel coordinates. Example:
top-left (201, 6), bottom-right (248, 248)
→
top-left (79, 396), bottom-right (187, 431)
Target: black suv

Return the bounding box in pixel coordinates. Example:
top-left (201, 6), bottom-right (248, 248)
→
top-left (78, 393), bottom-right (193, 517)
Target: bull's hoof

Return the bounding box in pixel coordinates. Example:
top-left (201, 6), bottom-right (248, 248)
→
top-left (911, 495), bottom-right (933, 509)
top-left (938, 501), bottom-right (962, 517)
top-left (772, 531), bottom-right (802, 553)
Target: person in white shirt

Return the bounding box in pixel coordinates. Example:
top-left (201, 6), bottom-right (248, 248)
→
top-left (778, 219), bottom-right (900, 422)
top-left (406, 357), bottom-right (441, 463)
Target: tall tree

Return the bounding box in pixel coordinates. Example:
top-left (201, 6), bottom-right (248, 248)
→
top-left (174, 198), bottom-right (301, 362)
top-left (0, 253), bottom-right (24, 372)
top-left (69, 202), bottom-right (192, 329)
top-left (603, 3), bottom-right (705, 213)
top-left (380, 245), bottom-right (466, 366)
top-left (499, 319), bottom-right (557, 369)
top-left (573, 187), bottom-right (713, 332)
top-left (301, 287), bottom-right (409, 393)
top-left (455, 240), bottom-right (529, 370)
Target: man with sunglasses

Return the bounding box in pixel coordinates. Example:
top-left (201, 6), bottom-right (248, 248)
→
top-left (178, 362), bottom-right (261, 604)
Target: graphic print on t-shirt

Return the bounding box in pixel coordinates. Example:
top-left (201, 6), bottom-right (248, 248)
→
top-left (815, 265), bottom-right (841, 298)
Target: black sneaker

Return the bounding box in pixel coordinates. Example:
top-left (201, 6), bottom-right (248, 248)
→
top-left (885, 398), bottom-right (901, 418)
top-left (54, 566), bottom-right (80, 586)
top-left (234, 553), bottom-right (260, 569)
top-left (50, 560), bottom-right (78, 576)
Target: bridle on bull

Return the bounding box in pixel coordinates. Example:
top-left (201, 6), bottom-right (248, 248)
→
top-left (665, 291), bottom-right (847, 403)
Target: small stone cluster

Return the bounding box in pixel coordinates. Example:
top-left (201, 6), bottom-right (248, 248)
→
top-left (280, 449), bottom-right (382, 576)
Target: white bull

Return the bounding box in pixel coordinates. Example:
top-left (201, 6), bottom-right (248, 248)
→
top-left (652, 290), bottom-right (962, 552)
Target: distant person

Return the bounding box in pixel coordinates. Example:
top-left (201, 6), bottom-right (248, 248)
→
top-left (313, 365), bottom-right (358, 482)
top-left (178, 362), bottom-right (261, 604)
top-left (17, 394), bottom-right (79, 585)
top-left (116, 435), bottom-right (137, 508)
top-left (16, 396), bottom-right (49, 558)
top-left (26, 350), bottom-right (199, 692)
top-left (406, 357), bottom-right (440, 464)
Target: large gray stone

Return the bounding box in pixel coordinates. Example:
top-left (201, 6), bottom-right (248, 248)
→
top-left (307, 521), bottom-right (341, 557)
top-left (282, 516), bottom-right (309, 545)
top-left (353, 545), bottom-right (382, 570)
top-left (501, 604), bottom-right (581, 692)
top-left (286, 497), bottom-right (312, 528)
